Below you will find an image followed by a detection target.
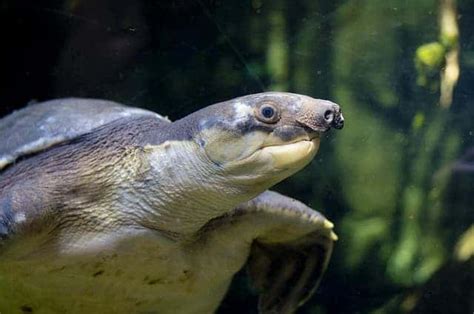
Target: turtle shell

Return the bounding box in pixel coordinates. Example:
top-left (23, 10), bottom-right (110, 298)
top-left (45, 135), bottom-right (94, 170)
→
top-left (0, 98), bottom-right (169, 171)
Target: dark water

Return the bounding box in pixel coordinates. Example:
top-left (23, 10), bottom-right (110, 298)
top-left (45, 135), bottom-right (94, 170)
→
top-left (1, 0), bottom-right (473, 313)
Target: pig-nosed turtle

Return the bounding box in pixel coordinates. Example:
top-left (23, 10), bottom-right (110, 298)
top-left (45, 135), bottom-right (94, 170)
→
top-left (0, 92), bottom-right (343, 314)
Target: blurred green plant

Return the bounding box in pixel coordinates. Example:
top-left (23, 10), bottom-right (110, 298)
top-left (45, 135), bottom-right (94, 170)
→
top-left (415, 42), bottom-right (445, 87)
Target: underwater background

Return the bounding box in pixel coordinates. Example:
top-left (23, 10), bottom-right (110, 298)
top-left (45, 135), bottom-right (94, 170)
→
top-left (0, 0), bottom-right (473, 313)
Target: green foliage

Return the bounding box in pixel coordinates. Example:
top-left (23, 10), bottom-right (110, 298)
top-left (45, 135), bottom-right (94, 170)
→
top-left (415, 42), bottom-right (446, 87)
top-left (416, 42), bottom-right (446, 69)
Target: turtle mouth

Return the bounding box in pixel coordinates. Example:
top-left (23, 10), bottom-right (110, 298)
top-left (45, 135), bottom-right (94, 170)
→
top-left (258, 130), bottom-right (320, 152)
top-left (258, 137), bottom-right (320, 171)
top-left (235, 129), bottom-right (321, 172)
top-left (210, 129), bottom-right (321, 182)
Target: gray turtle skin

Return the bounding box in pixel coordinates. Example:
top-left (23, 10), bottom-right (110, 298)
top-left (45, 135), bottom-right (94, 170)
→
top-left (0, 92), bottom-right (343, 314)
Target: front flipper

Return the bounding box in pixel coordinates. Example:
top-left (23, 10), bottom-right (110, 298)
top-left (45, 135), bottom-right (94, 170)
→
top-left (249, 231), bottom-right (333, 314)
top-left (240, 191), bottom-right (336, 314)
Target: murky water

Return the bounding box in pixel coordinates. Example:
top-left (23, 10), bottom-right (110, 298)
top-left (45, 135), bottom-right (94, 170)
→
top-left (0, 1), bottom-right (473, 313)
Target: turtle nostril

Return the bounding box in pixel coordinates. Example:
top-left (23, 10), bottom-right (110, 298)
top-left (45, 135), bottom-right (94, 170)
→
top-left (324, 110), bottom-right (334, 123)
top-left (332, 112), bottom-right (344, 129)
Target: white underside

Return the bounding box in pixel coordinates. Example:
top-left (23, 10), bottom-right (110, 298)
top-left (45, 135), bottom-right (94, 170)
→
top-left (0, 227), bottom-right (251, 314)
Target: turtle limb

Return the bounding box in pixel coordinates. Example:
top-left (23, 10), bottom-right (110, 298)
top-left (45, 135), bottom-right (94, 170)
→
top-left (195, 191), bottom-right (336, 314)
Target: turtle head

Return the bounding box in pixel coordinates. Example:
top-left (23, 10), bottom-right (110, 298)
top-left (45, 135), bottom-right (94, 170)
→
top-left (140, 92), bottom-right (343, 234)
top-left (189, 92), bottom-right (344, 187)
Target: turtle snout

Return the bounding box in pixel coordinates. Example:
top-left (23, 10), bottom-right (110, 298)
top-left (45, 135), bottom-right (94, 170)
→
top-left (324, 107), bottom-right (344, 130)
top-left (296, 99), bottom-right (344, 132)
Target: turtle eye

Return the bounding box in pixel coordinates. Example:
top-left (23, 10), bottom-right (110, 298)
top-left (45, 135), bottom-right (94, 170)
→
top-left (256, 102), bottom-right (280, 124)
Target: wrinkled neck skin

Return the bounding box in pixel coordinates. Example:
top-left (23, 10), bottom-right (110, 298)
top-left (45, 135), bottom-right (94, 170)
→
top-left (119, 139), bottom-right (266, 239)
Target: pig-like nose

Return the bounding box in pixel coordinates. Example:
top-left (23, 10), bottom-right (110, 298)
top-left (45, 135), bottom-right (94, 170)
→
top-left (296, 99), bottom-right (344, 132)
